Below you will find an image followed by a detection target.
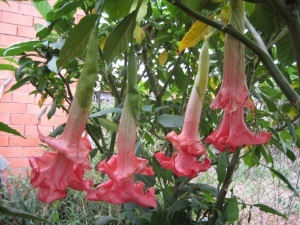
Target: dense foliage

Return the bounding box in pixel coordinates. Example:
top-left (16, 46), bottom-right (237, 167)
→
top-left (0, 0), bottom-right (299, 224)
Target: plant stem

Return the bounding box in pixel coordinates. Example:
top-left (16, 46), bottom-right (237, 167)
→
top-left (168, 0), bottom-right (300, 111)
top-left (208, 149), bottom-right (241, 225)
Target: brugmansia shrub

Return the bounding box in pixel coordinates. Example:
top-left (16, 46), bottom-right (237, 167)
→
top-left (1, 0), bottom-right (299, 224)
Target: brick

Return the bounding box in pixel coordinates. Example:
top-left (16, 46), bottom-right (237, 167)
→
top-left (26, 103), bottom-right (43, 115)
top-left (2, 11), bottom-right (33, 26)
top-left (0, 91), bottom-right (12, 102)
top-left (0, 113), bottom-right (10, 124)
top-left (9, 135), bottom-right (39, 147)
top-left (0, 147), bottom-right (24, 157)
top-left (0, 1), bottom-right (19, 13)
top-left (0, 135), bottom-right (9, 146)
top-left (0, 102), bottom-right (26, 114)
top-left (12, 92), bottom-right (37, 104)
top-left (0, 22), bottom-right (18, 35)
top-left (0, 11), bottom-right (2, 21)
top-left (19, 3), bottom-right (41, 18)
top-left (40, 116), bottom-right (66, 127)
top-left (76, 9), bottom-right (85, 16)
top-left (25, 125), bottom-right (53, 136)
top-left (23, 146), bottom-right (45, 157)
top-left (17, 25), bottom-right (37, 38)
top-left (0, 34), bottom-right (29, 47)
top-left (75, 14), bottom-right (84, 23)
top-left (11, 114), bottom-right (38, 126)
top-left (33, 17), bottom-right (46, 25)
top-left (7, 157), bottom-right (30, 168)
top-left (8, 124), bottom-right (24, 135)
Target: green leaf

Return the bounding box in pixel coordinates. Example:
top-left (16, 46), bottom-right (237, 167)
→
top-left (217, 153), bottom-right (228, 184)
top-left (192, 183), bottom-right (218, 197)
top-left (174, 66), bottom-right (187, 94)
top-left (90, 108), bottom-right (122, 118)
top-left (245, 2), bottom-right (255, 16)
top-left (95, 216), bottom-right (118, 225)
top-left (0, 64), bottom-right (16, 71)
top-left (268, 167), bottom-right (299, 196)
top-left (30, 0), bottom-right (52, 20)
top-left (98, 118), bottom-right (118, 132)
top-left (0, 204), bottom-right (48, 222)
top-left (0, 122), bottom-right (25, 138)
top-left (5, 76), bottom-right (31, 93)
top-left (249, 4), bottom-right (275, 36)
top-left (135, 174), bottom-right (156, 187)
top-left (52, 1), bottom-right (82, 20)
top-left (103, 11), bottom-right (136, 65)
top-left (47, 101), bottom-right (57, 119)
top-left (56, 14), bottom-right (98, 69)
top-left (104, 0), bottom-right (133, 21)
top-left (253, 204), bottom-right (287, 219)
top-left (4, 41), bottom-right (41, 56)
top-left (277, 34), bottom-right (295, 66)
top-left (260, 93), bottom-right (279, 112)
top-left (224, 197), bottom-right (239, 223)
top-left (36, 22), bottom-right (54, 39)
top-left (157, 114), bottom-right (184, 128)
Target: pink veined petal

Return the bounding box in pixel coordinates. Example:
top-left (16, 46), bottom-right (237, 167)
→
top-left (87, 179), bottom-right (156, 208)
top-left (205, 107), bottom-right (271, 152)
top-left (154, 152), bottom-right (211, 178)
top-left (97, 155), bottom-right (154, 182)
top-left (210, 34), bottom-right (254, 113)
top-left (29, 152), bottom-right (93, 204)
top-left (38, 97), bottom-right (92, 167)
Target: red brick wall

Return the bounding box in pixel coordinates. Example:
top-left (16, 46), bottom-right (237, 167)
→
top-left (0, 0), bottom-right (84, 176)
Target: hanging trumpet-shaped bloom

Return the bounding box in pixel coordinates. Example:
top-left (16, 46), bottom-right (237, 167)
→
top-left (29, 28), bottom-right (99, 203)
top-left (206, 0), bottom-right (271, 151)
top-left (205, 107), bottom-right (271, 152)
top-left (155, 40), bottom-right (211, 178)
top-left (87, 48), bottom-right (156, 208)
top-left (210, 0), bottom-right (253, 113)
top-left (29, 152), bottom-right (93, 204)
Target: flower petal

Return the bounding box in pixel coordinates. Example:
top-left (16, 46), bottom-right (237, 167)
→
top-left (205, 107), bottom-right (271, 152)
top-left (87, 179), bottom-right (156, 208)
top-left (29, 152), bottom-right (93, 204)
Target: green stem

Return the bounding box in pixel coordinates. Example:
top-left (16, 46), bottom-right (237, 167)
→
top-left (168, 0), bottom-right (300, 111)
top-left (208, 149), bottom-right (241, 225)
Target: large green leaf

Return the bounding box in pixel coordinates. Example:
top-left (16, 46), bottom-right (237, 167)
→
top-left (157, 114), bottom-right (184, 128)
top-left (0, 204), bottom-right (48, 222)
top-left (0, 64), bottom-right (16, 71)
top-left (217, 153), bottom-right (228, 184)
top-left (104, 0), bottom-right (134, 21)
top-left (103, 11), bottom-right (136, 65)
top-left (56, 14), bottom-right (98, 69)
top-left (277, 34), bottom-right (295, 66)
top-left (5, 76), bottom-right (31, 93)
top-left (0, 122), bottom-right (25, 138)
top-left (268, 167), bottom-right (299, 196)
top-left (90, 108), bottom-right (122, 118)
top-left (224, 197), bottom-right (239, 223)
top-left (174, 66), bottom-right (188, 94)
top-left (30, 0), bottom-right (52, 20)
top-left (52, 1), bottom-right (82, 20)
top-left (249, 4), bottom-right (275, 36)
top-left (98, 118), bottom-right (119, 132)
top-left (4, 41), bottom-right (41, 56)
top-left (253, 204), bottom-right (287, 219)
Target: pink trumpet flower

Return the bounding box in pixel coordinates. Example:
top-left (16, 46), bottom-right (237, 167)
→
top-left (29, 98), bottom-right (93, 203)
top-left (205, 107), bottom-right (271, 152)
top-left (87, 103), bottom-right (157, 208)
top-left (155, 87), bottom-right (211, 178)
top-left (155, 40), bottom-right (211, 178)
top-left (37, 98), bottom-right (92, 167)
top-left (29, 152), bottom-right (93, 204)
top-left (210, 34), bottom-right (254, 113)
